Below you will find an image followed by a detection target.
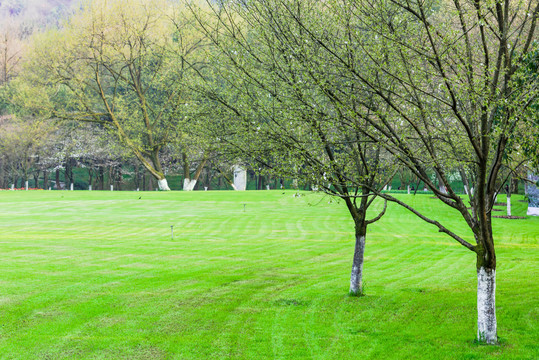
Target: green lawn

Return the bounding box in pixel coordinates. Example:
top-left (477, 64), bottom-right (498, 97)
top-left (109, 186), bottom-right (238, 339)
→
top-left (0, 190), bottom-right (537, 359)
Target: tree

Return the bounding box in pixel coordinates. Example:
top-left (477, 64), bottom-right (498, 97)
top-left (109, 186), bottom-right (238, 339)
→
top-left (17, 0), bottom-right (208, 190)
top-left (0, 115), bottom-right (55, 189)
top-left (191, 0), bottom-right (396, 296)
top-left (197, 0), bottom-right (538, 343)
top-left (0, 18), bottom-right (23, 86)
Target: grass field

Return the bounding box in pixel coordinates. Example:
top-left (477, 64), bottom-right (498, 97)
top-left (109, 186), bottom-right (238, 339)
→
top-left (0, 190), bottom-right (537, 359)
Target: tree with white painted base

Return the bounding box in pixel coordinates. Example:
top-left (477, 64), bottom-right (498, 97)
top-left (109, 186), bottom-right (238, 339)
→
top-left (18, 0), bottom-right (209, 191)
top-left (193, 1), bottom-right (395, 296)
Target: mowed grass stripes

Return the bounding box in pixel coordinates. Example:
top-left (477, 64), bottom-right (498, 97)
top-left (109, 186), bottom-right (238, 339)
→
top-left (0, 190), bottom-right (537, 359)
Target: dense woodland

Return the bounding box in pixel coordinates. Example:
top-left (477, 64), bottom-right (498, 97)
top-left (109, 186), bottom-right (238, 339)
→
top-left (0, 0), bottom-right (538, 344)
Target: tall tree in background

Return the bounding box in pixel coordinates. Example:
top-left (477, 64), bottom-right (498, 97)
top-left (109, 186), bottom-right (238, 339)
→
top-left (17, 0), bottom-right (208, 190)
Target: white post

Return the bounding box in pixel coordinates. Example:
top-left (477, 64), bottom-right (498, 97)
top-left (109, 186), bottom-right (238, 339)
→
top-left (25, 181), bottom-right (29, 191)
top-left (233, 165), bottom-right (247, 191)
top-left (89, 185), bottom-right (92, 191)
top-left (407, 185), bottom-right (410, 194)
top-left (11, 184), bottom-right (14, 191)
top-left (111, 185), bottom-right (114, 191)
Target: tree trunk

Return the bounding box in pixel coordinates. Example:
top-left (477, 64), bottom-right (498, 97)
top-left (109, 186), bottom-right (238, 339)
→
top-left (158, 178), bottom-right (171, 191)
top-left (183, 178), bottom-right (197, 191)
top-left (98, 166), bottom-right (104, 190)
top-left (477, 266), bottom-right (497, 344)
top-left (55, 169), bottom-right (61, 190)
top-left (117, 165), bottom-right (122, 191)
top-left (350, 225), bottom-right (367, 296)
top-left (474, 214), bottom-right (497, 344)
top-left (43, 171), bottom-right (49, 190)
top-left (88, 168), bottom-right (93, 190)
top-left (510, 178), bottom-right (518, 195)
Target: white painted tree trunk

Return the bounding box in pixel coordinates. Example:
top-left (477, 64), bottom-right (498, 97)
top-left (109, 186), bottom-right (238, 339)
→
top-left (388, 186), bottom-right (391, 191)
top-left (110, 185), bottom-right (114, 191)
top-left (70, 183), bottom-right (74, 191)
top-left (464, 185), bottom-right (469, 195)
top-left (183, 178), bottom-right (197, 191)
top-left (11, 184), bottom-right (14, 190)
top-left (266, 185), bottom-right (270, 190)
top-left (477, 267), bottom-right (497, 344)
top-left (89, 185), bottom-right (92, 191)
top-left (407, 185), bottom-right (410, 194)
top-left (506, 197), bottom-right (511, 216)
top-left (350, 234), bottom-right (366, 295)
top-left (25, 181), bottom-right (29, 191)
top-left (158, 178), bottom-right (171, 191)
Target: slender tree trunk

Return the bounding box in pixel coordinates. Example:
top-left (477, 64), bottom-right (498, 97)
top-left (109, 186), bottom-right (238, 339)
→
top-left (88, 168), bottom-right (93, 190)
top-left (117, 164), bottom-right (122, 191)
top-left (98, 166), bottom-right (104, 190)
top-left (350, 222), bottom-right (367, 296)
top-left (134, 165), bottom-right (140, 190)
top-left (55, 169), bottom-right (61, 190)
top-left (43, 171), bottom-right (49, 190)
top-left (33, 172), bottom-right (39, 189)
top-left (511, 178), bottom-right (518, 195)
